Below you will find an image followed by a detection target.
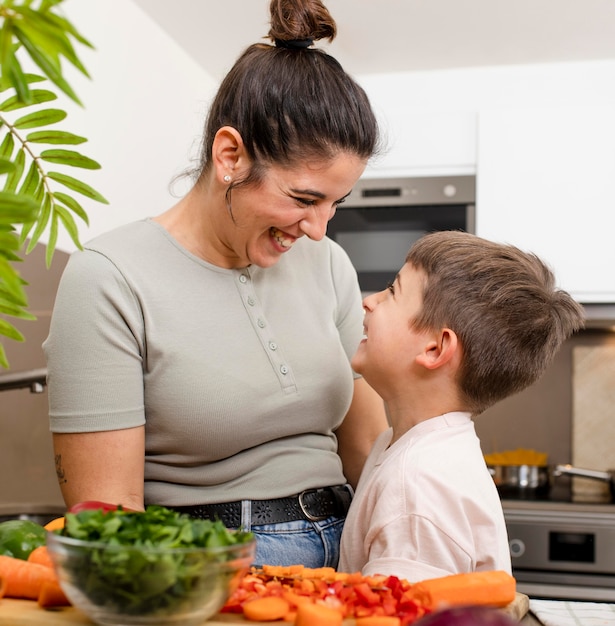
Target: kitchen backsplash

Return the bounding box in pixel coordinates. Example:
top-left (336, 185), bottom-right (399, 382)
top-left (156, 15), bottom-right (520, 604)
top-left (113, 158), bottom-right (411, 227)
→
top-left (475, 328), bottom-right (615, 467)
top-left (572, 345), bottom-right (615, 500)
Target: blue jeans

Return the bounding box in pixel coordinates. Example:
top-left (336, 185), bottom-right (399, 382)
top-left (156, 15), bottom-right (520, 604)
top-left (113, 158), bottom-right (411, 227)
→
top-left (241, 512), bottom-right (346, 569)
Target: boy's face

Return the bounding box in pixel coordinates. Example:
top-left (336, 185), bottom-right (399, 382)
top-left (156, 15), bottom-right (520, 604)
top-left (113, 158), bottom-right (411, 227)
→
top-left (352, 263), bottom-right (429, 393)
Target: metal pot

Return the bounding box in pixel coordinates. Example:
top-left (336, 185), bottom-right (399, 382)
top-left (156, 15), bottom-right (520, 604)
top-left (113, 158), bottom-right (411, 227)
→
top-left (488, 464), bottom-right (551, 496)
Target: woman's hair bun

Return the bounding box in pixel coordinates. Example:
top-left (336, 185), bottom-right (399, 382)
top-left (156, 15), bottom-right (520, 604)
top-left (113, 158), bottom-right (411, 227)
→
top-left (268, 0), bottom-right (337, 46)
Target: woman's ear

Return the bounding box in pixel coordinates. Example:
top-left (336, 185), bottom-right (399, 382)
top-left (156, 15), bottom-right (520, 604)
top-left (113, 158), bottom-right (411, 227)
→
top-left (212, 126), bottom-right (249, 184)
top-left (415, 328), bottom-right (459, 371)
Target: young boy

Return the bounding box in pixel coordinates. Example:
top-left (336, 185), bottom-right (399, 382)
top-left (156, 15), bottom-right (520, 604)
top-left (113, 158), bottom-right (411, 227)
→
top-left (338, 231), bottom-right (585, 582)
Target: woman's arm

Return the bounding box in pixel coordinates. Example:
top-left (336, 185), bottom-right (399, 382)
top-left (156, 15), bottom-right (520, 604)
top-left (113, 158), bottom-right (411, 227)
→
top-left (52, 426), bottom-right (146, 511)
top-left (335, 377), bottom-right (388, 489)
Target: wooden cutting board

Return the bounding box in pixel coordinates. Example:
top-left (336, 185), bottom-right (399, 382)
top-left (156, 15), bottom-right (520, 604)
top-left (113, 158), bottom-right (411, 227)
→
top-left (0, 594), bottom-right (530, 625)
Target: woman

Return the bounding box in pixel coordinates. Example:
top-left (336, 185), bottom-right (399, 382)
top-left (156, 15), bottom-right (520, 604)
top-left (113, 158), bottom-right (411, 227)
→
top-left (44, 0), bottom-right (387, 568)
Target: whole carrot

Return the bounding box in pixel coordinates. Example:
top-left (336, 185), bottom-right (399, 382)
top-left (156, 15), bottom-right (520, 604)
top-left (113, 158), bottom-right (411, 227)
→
top-left (0, 554), bottom-right (59, 600)
top-left (38, 580), bottom-right (70, 608)
top-left (410, 570), bottom-right (516, 610)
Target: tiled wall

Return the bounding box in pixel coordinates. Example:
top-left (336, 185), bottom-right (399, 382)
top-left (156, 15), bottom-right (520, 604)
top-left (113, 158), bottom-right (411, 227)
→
top-left (0, 244), bottom-right (69, 518)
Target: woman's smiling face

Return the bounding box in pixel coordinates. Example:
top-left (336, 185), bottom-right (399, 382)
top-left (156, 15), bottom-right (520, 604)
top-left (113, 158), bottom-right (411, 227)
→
top-left (222, 153), bottom-right (367, 268)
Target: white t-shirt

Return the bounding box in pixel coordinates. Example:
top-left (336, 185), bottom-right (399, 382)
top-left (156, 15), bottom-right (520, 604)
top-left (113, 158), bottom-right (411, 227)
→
top-left (339, 412), bottom-right (511, 581)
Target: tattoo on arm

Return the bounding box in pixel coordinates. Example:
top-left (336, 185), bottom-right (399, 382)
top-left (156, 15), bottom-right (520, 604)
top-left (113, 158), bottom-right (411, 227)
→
top-left (55, 454), bottom-right (67, 485)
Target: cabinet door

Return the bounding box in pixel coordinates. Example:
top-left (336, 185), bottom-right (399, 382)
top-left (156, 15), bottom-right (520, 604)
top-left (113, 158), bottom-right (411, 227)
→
top-left (476, 106), bottom-right (615, 303)
top-left (365, 110), bottom-right (477, 178)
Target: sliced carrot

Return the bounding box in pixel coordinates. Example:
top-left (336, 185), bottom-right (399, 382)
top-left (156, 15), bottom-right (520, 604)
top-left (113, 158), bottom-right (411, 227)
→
top-left (356, 617), bottom-right (401, 626)
top-left (27, 545), bottom-right (54, 569)
top-left (0, 555), bottom-right (59, 600)
top-left (43, 517), bottom-right (65, 531)
top-left (262, 564), bottom-right (305, 578)
top-left (410, 570), bottom-right (516, 610)
top-left (294, 602), bottom-right (343, 626)
top-left (243, 596), bottom-right (291, 621)
top-left (37, 580), bottom-right (70, 608)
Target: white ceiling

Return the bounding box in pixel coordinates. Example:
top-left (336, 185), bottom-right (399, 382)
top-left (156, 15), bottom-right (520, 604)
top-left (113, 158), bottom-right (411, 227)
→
top-left (133, 0), bottom-right (615, 81)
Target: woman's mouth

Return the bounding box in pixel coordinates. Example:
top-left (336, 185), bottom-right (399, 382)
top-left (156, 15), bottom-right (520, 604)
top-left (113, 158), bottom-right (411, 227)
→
top-left (270, 227), bottom-right (295, 250)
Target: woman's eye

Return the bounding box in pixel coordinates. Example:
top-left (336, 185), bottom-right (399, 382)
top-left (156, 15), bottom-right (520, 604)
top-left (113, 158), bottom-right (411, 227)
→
top-left (386, 281), bottom-right (395, 294)
top-left (295, 197), bottom-right (316, 207)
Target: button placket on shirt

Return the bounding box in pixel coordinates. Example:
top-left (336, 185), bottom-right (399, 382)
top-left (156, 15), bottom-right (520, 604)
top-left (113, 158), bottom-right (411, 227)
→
top-left (235, 270), bottom-right (296, 392)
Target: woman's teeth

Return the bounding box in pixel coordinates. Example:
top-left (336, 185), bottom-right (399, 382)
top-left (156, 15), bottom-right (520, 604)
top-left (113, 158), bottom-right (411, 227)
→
top-left (270, 227), bottom-right (293, 249)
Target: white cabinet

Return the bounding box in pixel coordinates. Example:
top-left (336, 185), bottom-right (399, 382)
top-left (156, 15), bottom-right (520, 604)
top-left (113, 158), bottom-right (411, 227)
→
top-left (476, 106), bottom-right (615, 303)
top-left (364, 109), bottom-right (477, 178)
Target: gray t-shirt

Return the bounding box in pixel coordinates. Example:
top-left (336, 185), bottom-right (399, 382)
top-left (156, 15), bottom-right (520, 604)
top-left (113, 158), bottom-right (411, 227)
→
top-left (44, 219), bottom-right (364, 506)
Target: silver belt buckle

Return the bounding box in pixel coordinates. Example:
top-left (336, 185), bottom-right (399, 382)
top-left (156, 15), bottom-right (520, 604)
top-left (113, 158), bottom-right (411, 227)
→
top-left (298, 489), bottom-right (328, 522)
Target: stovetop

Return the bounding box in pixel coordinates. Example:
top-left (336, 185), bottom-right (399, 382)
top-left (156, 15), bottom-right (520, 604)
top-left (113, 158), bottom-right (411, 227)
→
top-left (498, 474), bottom-right (615, 513)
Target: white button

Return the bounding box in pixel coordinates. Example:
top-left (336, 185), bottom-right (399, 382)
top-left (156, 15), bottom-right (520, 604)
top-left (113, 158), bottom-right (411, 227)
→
top-left (280, 365), bottom-right (289, 375)
top-left (247, 297), bottom-right (255, 306)
top-left (269, 341), bottom-right (278, 350)
top-left (239, 275), bottom-right (248, 283)
top-left (257, 319), bottom-right (266, 328)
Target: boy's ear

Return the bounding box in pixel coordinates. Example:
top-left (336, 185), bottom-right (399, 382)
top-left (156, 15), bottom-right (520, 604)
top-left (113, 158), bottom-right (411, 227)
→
top-left (415, 328), bottom-right (459, 370)
top-left (212, 126), bottom-right (250, 184)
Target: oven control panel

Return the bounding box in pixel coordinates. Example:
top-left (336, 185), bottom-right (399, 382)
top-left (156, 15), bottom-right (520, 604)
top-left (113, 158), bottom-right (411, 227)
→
top-left (503, 500), bottom-right (615, 573)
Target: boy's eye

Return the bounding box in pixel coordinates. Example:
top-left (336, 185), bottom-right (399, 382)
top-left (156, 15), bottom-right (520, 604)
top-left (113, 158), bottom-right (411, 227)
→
top-left (386, 281), bottom-right (395, 294)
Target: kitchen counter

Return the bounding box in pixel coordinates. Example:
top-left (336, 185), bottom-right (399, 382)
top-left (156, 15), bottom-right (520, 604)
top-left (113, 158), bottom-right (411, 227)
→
top-left (0, 594), bottom-right (532, 625)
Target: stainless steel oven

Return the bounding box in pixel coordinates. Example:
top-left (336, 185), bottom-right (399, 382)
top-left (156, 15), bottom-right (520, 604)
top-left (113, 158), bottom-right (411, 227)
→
top-left (327, 175), bottom-right (475, 293)
top-left (503, 499), bottom-right (615, 602)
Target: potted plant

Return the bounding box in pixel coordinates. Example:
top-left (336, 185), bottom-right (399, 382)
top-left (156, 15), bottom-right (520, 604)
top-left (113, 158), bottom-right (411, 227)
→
top-left (0, 0), bottom-right (106, 368)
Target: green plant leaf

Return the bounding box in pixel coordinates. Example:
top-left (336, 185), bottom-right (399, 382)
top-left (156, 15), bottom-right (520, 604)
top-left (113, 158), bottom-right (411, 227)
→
top-left (17, 6), bottom-right (91, 78)
top-left (47, 171), bottom-right (109, 203)
top-left (2, 145), bottom-right (24, 192)
top-left (0, 191), bottom-right (39, 223)
top-left (2, 52), bottom-right (31, 103)
top-left (40, 148), bottom-right (101, 169)
top-left (26, 129), bottom-right (86, 145)
top-left (12, 107), bottom-right (66, 128)
top-left (0, 88), bottom-right (57, 111)
top-left (38, 5), bottom-right (95, 50)
top-left (46, 208), bottom-right (59, 266)
top-left (0, 317), bottom-right (25, 342)
top-left (54, 190), bottom-right (89, 224)
top-left (0, 230), bottom-right (20, 252)
top-left (14, 26), bottom-right (82, 105)
top-left (0, 157), bottom-right (15, 174)
top-left (25, 192), bottom-right (51, 250)
top-left (53, 202), bottom-right (80, 246)
top-left (0, 130), bottom-right (15, 158)
top-left (0, 72), bottom-right (46, 94)
top-left (16, 159), bottom-right (40, 197)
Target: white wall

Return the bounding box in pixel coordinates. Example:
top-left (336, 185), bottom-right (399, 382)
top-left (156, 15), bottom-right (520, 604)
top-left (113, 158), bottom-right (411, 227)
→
top-left (49, 0), bottom-right (218, 252)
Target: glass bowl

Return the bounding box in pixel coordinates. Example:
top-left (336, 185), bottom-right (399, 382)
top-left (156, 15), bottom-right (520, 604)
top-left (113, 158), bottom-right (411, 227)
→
top-left (46, 530), bottom-right (255, 626)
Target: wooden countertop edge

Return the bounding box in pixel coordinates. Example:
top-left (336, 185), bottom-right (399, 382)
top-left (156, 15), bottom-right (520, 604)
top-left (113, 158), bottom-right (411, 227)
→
top-left (0, 593), bottom-right (530, 625)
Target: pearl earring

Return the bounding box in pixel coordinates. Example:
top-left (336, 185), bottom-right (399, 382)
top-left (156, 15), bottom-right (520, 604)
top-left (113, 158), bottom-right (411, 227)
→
top-left (223, 175), bottom-right (231, 183)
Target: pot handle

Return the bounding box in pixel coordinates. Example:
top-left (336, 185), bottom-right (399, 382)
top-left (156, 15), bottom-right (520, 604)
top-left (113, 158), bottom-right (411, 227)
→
top-left (553, 464), bottom-right (612, 482)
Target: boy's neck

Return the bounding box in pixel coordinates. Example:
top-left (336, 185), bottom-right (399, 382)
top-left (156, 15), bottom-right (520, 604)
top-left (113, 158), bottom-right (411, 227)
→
top-left (385, 391), bottom-right (469, 445)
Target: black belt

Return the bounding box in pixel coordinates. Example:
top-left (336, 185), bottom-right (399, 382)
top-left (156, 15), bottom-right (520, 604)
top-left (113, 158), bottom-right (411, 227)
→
top-left (170, 485), bottom-right (352, 527)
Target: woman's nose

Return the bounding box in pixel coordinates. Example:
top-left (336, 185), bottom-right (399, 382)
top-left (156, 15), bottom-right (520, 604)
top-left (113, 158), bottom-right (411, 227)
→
top-left (299, 209), bottom-right (331, 241)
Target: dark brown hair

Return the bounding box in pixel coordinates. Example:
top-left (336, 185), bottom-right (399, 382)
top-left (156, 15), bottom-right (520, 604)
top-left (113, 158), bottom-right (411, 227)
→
top-left (195, 0), bottom-right (379, 186)
top-left (406, 231), bottom-right (585, 414)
